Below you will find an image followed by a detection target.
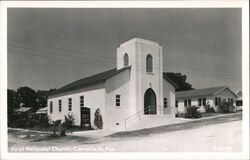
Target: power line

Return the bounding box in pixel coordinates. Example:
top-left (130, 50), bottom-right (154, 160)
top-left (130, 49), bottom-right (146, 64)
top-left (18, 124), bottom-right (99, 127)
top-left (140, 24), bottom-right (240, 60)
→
top-left (8, 38), bottom-right (241, 78)
top-left (9, 49), bottom-right (240, 81)
top-left (8, 38), bottom-right (117, 61)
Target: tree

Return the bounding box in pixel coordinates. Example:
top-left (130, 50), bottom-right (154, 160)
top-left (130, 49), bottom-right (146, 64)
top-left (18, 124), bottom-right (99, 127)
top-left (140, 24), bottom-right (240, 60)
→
top-left (166, 72), bottom-right (194, 91)
top-left (17, 87), bottom-right (39, 111)
top-left (94, 108), bottom-right (103, 129)
top-left (7, 89), bottom-right (19, 125)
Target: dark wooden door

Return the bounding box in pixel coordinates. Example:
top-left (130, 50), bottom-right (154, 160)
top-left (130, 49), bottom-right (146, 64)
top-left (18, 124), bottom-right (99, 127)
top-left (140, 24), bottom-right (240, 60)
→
top-left (80, 107), bottom-right (90, 129)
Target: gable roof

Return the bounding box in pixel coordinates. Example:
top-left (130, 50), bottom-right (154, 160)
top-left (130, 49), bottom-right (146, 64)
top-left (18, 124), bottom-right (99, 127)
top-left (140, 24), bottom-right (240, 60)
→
top-left (163, 72), bottom-right (178, 89)
top-left (176, 86), bottom-right (237, 99)
top-left (15, 107), bottom-right (31, 113)
top-left (49, 66), bottom-right (178, 97)
top-left (49, 66), bottom-right (131, 96)
top-left (36, 107), bottom-right (47, 114)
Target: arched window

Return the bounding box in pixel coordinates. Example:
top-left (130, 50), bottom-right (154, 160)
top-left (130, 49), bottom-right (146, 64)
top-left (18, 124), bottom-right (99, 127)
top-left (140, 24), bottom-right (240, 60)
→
top-left (124, 53), bottom-right (129, 67)
top-left (146, 54), bottom-right (153, 72)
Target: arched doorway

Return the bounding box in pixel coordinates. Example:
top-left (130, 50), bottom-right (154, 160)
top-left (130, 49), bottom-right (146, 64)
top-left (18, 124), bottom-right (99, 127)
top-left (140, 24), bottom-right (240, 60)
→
top-left (144, 88), bottom-right (157, 114)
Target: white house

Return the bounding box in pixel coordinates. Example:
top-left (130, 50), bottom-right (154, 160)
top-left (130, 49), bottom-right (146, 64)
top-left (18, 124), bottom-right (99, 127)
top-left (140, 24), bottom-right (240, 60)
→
top-left (176, 86), bottom-right (238, 113)
top-left (236, 91), bottom-right (242, 111)
top-left (47, 38), bottom-right (177, 131)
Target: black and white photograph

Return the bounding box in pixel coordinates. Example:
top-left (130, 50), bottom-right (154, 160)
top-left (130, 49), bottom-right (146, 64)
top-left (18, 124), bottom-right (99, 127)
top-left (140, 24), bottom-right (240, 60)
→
top-left (0, 1), bottom-right (249, 160)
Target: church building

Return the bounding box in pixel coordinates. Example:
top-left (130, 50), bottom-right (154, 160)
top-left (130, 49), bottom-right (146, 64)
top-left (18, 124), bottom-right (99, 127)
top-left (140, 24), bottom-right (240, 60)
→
top-left (47, 38), bottom-right (177, 131)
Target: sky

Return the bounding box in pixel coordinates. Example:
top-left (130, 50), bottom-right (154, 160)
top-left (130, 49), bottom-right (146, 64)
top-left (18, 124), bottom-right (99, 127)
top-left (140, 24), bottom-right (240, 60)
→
top-left (7, 8), bottom-right (242, 93)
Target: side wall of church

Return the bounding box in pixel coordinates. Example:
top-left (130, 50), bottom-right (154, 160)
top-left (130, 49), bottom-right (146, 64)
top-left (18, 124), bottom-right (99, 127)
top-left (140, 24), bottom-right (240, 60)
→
top-left (163, 79), bottom-right (176, 116)
top-left (104, 68), bottom-right (131, 130)
top-left (47, 83), bottom-right (106, 128)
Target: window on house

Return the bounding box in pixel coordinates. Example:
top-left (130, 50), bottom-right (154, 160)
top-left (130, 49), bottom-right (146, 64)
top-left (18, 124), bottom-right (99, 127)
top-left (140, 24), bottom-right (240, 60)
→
top-left (203, 98), bottom-right (206, 106)
top-left (175, 100), bottom-right (178, 108)
top-left (50, 101), bottom-right (53, 114)
top-left (58, 100), bottom-right (62, 112)
top-left (80, 96), bottom-right (84, 107)
top-left (236, 100), bottom-right (242, 106)
top-left (215, 97), bottom-right (218, 105)
top-left (164, 98), bottom-right (167, 108)
top-left (116, 95), bottom-right (120, 107)
top-left (68, 98), bottom-right (72, 111)
top-left (188, 99), bottom-right (191, 106)
top-left (198, 98), bottom-right (202, 106)
top-left (228, 98), bottom-right (233, 102)
top-left (124, 53), bottom-right (129, 66)
top-left (184, 100), bottom-right (187, 107)
top-left (146, 54), bottom-right (153, 73)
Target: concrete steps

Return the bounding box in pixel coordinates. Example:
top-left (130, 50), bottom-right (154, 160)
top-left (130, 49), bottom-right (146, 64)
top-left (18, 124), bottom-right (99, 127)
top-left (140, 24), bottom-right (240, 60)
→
top-left (126, 115), bottom-right (177, 131)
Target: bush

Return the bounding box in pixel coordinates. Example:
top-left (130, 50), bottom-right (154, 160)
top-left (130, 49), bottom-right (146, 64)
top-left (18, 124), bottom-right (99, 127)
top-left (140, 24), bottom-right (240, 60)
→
top-left (39, 114), bottom-right (50, 127)
top-left (220, 101), bottom-right (236, 113)
top-left (185, 105), bottom-right (202, 118)
top-left (94, 108), bottom-right (103, 129)
top-left (63, 113), bottom-right (76, 129)
top-left (204, 103), bottom-right (216, 113)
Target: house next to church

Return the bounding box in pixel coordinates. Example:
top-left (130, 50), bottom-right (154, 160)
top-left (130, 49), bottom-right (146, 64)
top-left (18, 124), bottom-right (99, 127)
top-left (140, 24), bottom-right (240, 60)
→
top-left (175, 86), bottom-right (238, 113)
top-left (47, 38), bottom-right (178, 131)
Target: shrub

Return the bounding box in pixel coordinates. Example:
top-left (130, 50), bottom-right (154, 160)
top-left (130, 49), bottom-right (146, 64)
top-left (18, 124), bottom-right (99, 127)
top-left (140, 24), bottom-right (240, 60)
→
top-left (39, 114), bottom-right (50, 127)
top-left (185, 105), bottom-right (202, 118)
top-left (204, 103), bottom-right (216, 113)
top-left (94, 108), bottom-right (103, 129)
top-left (220, 101), bottom-right (236, 113)
top-left (63, 113), bottom-right (76, 129)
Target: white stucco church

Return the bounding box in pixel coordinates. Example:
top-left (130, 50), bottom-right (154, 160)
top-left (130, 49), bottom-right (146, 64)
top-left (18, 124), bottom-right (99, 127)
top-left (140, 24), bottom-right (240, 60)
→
top-left (47, 38), bottom-right (177, 130)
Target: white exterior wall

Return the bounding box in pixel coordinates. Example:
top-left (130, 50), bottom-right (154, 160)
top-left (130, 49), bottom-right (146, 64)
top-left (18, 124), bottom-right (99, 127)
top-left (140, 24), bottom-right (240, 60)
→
top-left (176, 96), bottom-right (215, 114)
top-left (138, 40), bottom-right (163, 115)
top-left (176, 99), bottom-right (186, 113)
top-left (104, 69), bottom-right (131, 130)
top-left (163, 79), bottom-right (176, 116)
top-left (117, 38), bottom-right (164, 115)
top-left (47, 83), bottom-right (105, 128)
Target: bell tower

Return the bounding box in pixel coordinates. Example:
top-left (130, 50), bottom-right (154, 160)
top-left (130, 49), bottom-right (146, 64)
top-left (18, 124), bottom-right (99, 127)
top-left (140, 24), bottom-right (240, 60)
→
top-left (117, 38), bottom-right (164, 114)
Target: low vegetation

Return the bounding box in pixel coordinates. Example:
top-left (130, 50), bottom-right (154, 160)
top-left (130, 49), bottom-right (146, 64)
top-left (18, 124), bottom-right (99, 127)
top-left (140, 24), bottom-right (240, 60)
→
top-left (185, 105), bottom-right (202, 118)
top-left (220, 101), bottom-right (236, 113)
top-left (204, 103), bottom-right (216, 113)
top-left (94, 108), bottom-right (103, 129)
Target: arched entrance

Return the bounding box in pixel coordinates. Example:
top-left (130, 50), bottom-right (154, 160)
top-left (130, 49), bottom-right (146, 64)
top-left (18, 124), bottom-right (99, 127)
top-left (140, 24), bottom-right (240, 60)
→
top-left (144, 88), bottom-right (157, 114)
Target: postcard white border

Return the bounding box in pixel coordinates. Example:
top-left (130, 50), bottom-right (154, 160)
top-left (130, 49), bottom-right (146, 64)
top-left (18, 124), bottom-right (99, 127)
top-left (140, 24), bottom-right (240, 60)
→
top-left (0, 1), bottom-right (249, 160)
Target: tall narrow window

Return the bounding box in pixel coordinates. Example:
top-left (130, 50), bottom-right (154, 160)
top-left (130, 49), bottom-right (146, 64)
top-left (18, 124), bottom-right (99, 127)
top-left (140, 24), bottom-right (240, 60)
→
top-left (203, 98), bottom-right (206, 106)
top-left (198, 98), bottom-right (202, 106)
top-left (116, 95), bottom-right (120, 107)
top-left (215, 97), bottom-right (218, 105)
top-left (68, 98), bottom-right (72, 111)
top-left (80, 96), bottom-right (84, 107)
top-left (175, 100), bottom-right (178, 108)
top-left (146, 54), bottom-right (153, 73)
top-left (164, 98), bottom-right (167, 108)
top-left (188, 99), bottom-right (191, 106)
top-left (184, 100), bottom-right (187, 107)
top-left (58, 100), bottom-right (62, 112)
top-left (124, 53), bottom-right (129, 66)
top-left (50, 101), bottom-right (53, 114)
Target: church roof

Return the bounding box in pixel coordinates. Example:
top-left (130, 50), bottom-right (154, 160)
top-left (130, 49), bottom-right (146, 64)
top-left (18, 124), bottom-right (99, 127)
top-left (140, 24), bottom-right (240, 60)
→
top-left (49, 66), bottom-right (178, 97)
top-left (49, 66), bottom-right (131, 96)
top-left (176, 86), bottom-right (237, 99)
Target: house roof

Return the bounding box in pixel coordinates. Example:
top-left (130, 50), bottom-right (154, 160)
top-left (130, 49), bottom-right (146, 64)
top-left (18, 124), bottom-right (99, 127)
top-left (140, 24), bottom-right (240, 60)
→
top-left (176, 86), bottom-right (237, 99)
top-left (15, 107), bottom-right (31, 113)
top-left (49, 66), bottom-right (178, 97)
top-left (36, 107), bottom-right (47, 114)
top-left (49, 66), bottom-right (131, 96)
